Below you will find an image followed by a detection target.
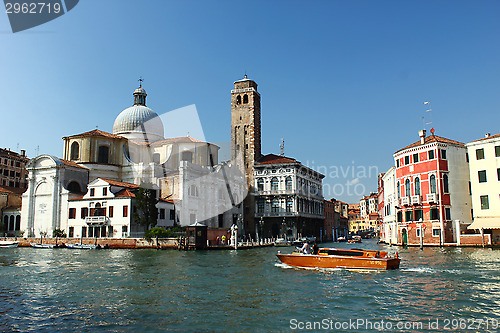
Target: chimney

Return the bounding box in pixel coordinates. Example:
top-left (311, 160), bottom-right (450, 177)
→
top-left (485, 133), bottom-right (491, 138)
top-left (418, 129), bottom-right (426, 144)
top-left (21, 149), bottom-right (26, 157)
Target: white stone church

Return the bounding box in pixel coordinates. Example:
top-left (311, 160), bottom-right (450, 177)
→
top-left (21, 85), bottom-right (245, 238)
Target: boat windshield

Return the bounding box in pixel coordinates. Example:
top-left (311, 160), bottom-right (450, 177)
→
top-left (318, 249), bottom-right (365, 256)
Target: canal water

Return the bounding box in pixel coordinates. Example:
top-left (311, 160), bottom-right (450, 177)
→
top-left (1, 240), bottom-right (499, 332)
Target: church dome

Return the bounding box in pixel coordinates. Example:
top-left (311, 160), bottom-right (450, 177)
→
top-left (112, 85), bottom-right (164, 143)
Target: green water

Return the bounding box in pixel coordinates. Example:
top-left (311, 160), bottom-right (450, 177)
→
top-left (1, 240), bottom-right (499, 332)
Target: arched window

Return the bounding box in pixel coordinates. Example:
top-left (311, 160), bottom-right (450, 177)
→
top-left (257, 200), bottom-right (264, 213)
top-left (67, 181), bottom-right (82, 194)
top-left (405, 179), bottom-right (411, 197)
top-left (272, 198), bottom-right (279, 212)
top-left (285, 177), bottom-right (293, 191)
top-left (236, 95), bottom-right (241, 105)
top-left (415, 177), bottom-right (421, 196)
top-left (189, 184), bottom-right (199, 197)
top-left (243, 94), bottom-right (248, 104)
top-left (181, 151), bottom-right (193, 163)
top-left (3, 216), bottom-right (8, 231)
top-left (257, 178), bottom-right (264, 191)
top-left (15, 215), bottom-right (21, 230)
top-left (430, 175), bottom-right (437, 194)
top-left (286, 199), bottom-right (293, 212)
top-left (98, 146), bottom-right (109, 164)
top-left (271, 177), bottom-right (279, 191)
top-left (443, 174), bottom-right (449, 193)
top-left (70, 142), bottom-right (79, 160)
top-left (9, 215), bottom-right (15, 231)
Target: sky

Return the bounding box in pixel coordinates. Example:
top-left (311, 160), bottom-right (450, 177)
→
top-left (1, 0), bottom-right (499, 203)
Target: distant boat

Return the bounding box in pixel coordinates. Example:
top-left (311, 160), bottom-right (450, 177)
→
top-left (31, 243), bottom-right (56, 249)
top-left (274, 238), bottom-right (292, 247)
top-left (348, 235), bottom-right (362, 243)
top-left (65, 243), bottom-right (97, 250)
top-left (0, 241), bottom-right (19, 248)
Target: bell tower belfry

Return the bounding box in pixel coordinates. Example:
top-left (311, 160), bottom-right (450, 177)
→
top-left (231, 75), bottom-right (261, 236)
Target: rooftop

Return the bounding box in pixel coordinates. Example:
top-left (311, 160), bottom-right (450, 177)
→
top-left (469, 133), bottom-right (500, 143)
top-left (98, 178), bottom-right (140, 189)
top-left (63, 129), bottom-right (125, 140)
top-left (255, 153), bottom-right (300, 165)
top-left (395, 134), bottom-right (464, 154)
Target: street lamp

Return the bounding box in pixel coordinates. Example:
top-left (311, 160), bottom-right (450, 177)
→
top-left (259, 217), bottom-right (264, 245)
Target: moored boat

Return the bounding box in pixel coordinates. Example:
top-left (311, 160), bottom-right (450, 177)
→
top-left (274, 238), bottom-right (292, 247)
top-left (0, 241), bottom-right (19, 248)
top-left (347, 235), bottom-right (362, 243)
top-left (31, 243), bottom-right (60, 249)
top-left (276, 248), bottom-right (400, 270)
top-left (65, 243), bottom-right (97, 249)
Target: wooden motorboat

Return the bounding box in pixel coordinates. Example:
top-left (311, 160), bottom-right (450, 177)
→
top-left (0, 241), bottom-right (19, 248)
top-left (31, 243), bottom-right (56, 249)
top-left (65, 243), bottom-right (97, 249)
top-left (276, 248), bottom-right (400, 270)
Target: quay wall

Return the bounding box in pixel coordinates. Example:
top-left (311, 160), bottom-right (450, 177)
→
top-left (6, 237), bottom-right (179, 249)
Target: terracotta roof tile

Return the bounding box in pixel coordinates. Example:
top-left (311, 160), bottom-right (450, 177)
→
top-left (255, 153), bottom-right (300, 165)
top-left (63, 129), bottom-right (125, 140)
top-left (395, 135), bottom-right (464, 154)
top-left (98, 178), bottom-right (140, 189)
top-left (0, 186), bottom-right (26, 195)
top-left (115, 189), bottom-right (136, 198)
top-left (469, 133), bottom-right (500, 143)
top-left (60, 159), bottom-right (88, 169)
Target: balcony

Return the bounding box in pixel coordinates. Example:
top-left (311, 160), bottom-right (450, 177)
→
top-left (400, 197), bottom-right (410, 206)
top-left (255, 211), bottom-right (299, 217)
top-left (426, 193), bottom-right (437, 203)
top-left (411, 195), bottom-right (422, 205)
top-left (257, 189), bottom-right (295, 196)
top-left (85, 216), bottom-right (109, 226)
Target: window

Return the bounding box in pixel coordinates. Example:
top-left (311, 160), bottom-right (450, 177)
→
top-left (257, 178), bottom-right (264, 191)
top-left (497, 168), bottom-right (500, 181)
top-left (243, 94), bottom-right (248, 104)
top-left (70, 142), bottom-right (79, 160)
top-left (286, 199), bottom-right (293, 212)
top-left (415, 177), bottom-right (421, 196)
top-left (271, 177), bottom-right (279, 191)
top-left (428, 150), bottom-right (435, 160)
top-left (257, 200), bottom-right (264, 213)
top-left (68, 227), bottom-right (74, 238)
top-left (413, 153), bottom-right (419, 163)
top-left (103, 187), bottom-right (107, 196)
top-left (405, 210), bottom-right (413, 222)
top-left (496, 146), bottom-right (500, 157)
top-left (432, 229), bottom-right (441, 237)
top-left (441, 149), bottom-right (447, 159)
top-left (405, 179), bottom-right (411, 197)
top-left (285, 177), bottom-right (293, 191)
top-left (81, 207), bottom-right (88, 218)
top-left (466, 153), bottom-right (469, 162)
top-left (430, 175), bottom-right (437, 194)
top-left (476, 148), bottom-right (484, 160)
top-left (122, 226), bottom-right (128, 235)
top-left (443, 174), bottom-right (449, 193)
top-left (170, 209), bottom-right (175, 220)
top-left (188, 184), bottom-right (199, 197)
top-left (123, 205), bottom-right (128, 217)
top-left (98, 146), bottom-right (109, 164)
top-left (445, 208), bottom-right (451, 220)
top-left (82, 226), bottom-right (87, 237)
top-left (396, 159), bottom-right (400, 167)
top-left (478, 170), bottom-right (487, 183)
top-left (414, 209), bottom-right (423, 221)
top-left (109, 206), bottom-right (113, 218)
top-left (480, 195), bottom-right (489, 210)
top-left (271, 199), bottom-right (279, 213)
top-left (181, 151), bottom-right (193, 163)
top-left (69, 208), bottom-right (76, 219)
top-left (416, 228), bottom-right (421, 237)
top-left (397, 181), bottom-right (400, 199)
top-left (430, 208), bottom-right (439, 220)
top-left (236, 95), bottom-right (241, 104)
top-left (159, 208), bottom-right (165, 219)
top-left (397, 211), bottom-right (402, 222)
top-left (90, 188), bottom-right (95, 197)
top-left (405, 156), bottom-right (410, 165)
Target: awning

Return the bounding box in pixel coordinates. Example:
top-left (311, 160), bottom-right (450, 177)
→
top-left (467, 217), bottom-right (500, 230)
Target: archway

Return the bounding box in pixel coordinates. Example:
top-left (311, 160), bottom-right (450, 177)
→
top-left (402, 229), bottom-right (408, 246)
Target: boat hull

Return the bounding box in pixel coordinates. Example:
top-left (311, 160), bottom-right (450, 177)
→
top-left (65, 243), bottom-right (97, 249)
top-left (276, 253), bottom-right (400, 270)
top-left (31, 243), bottom-right (55, 249)
top-left (0, 241), bottom-right (19, 248)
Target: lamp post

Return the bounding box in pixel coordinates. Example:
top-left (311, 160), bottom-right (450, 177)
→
top-left (282, 217), bottom-right (286, 240)
top-left (259, 217), bottom-right (264, 245)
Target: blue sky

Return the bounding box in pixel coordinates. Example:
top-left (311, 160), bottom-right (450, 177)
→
top-left (1, 0), bottom-right (499, 203)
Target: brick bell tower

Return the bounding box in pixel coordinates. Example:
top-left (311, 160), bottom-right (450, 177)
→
top-left (231, 75), bottom-right (261, 236)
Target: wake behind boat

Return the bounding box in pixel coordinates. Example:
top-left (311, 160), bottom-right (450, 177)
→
top-left (276, 248), bottom-right (400, 270)
top-left (0, 240), bottom-right (19, 248)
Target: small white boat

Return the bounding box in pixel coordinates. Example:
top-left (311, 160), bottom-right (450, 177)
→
top-left (31, 243), bottom-right (56, 249)
top-left (0, 241), bottom-right (19, 248)
top-left (65, 243), bottom-right (97, 250)
top-left (274, 238), bottom-right (292, 247)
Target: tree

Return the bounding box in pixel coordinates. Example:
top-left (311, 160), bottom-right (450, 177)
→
top-left (133, 186), bottom-right (159, 230)
top-left (53, 228), bottom-right (67, 238)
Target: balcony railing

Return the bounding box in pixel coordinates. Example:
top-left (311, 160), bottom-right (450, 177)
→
top-left (85, 216), bottom-right (109, 225)
top-left (426, 193), bottom-right (437, 203)
top-left (400, 197), bottom-right (410, 206)
top-left (255, 211), bottom-right (298, 217)
top-left (411, 195), bottom-right (422, 205)
top-left (257, 189), bottom-right (295, 195)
